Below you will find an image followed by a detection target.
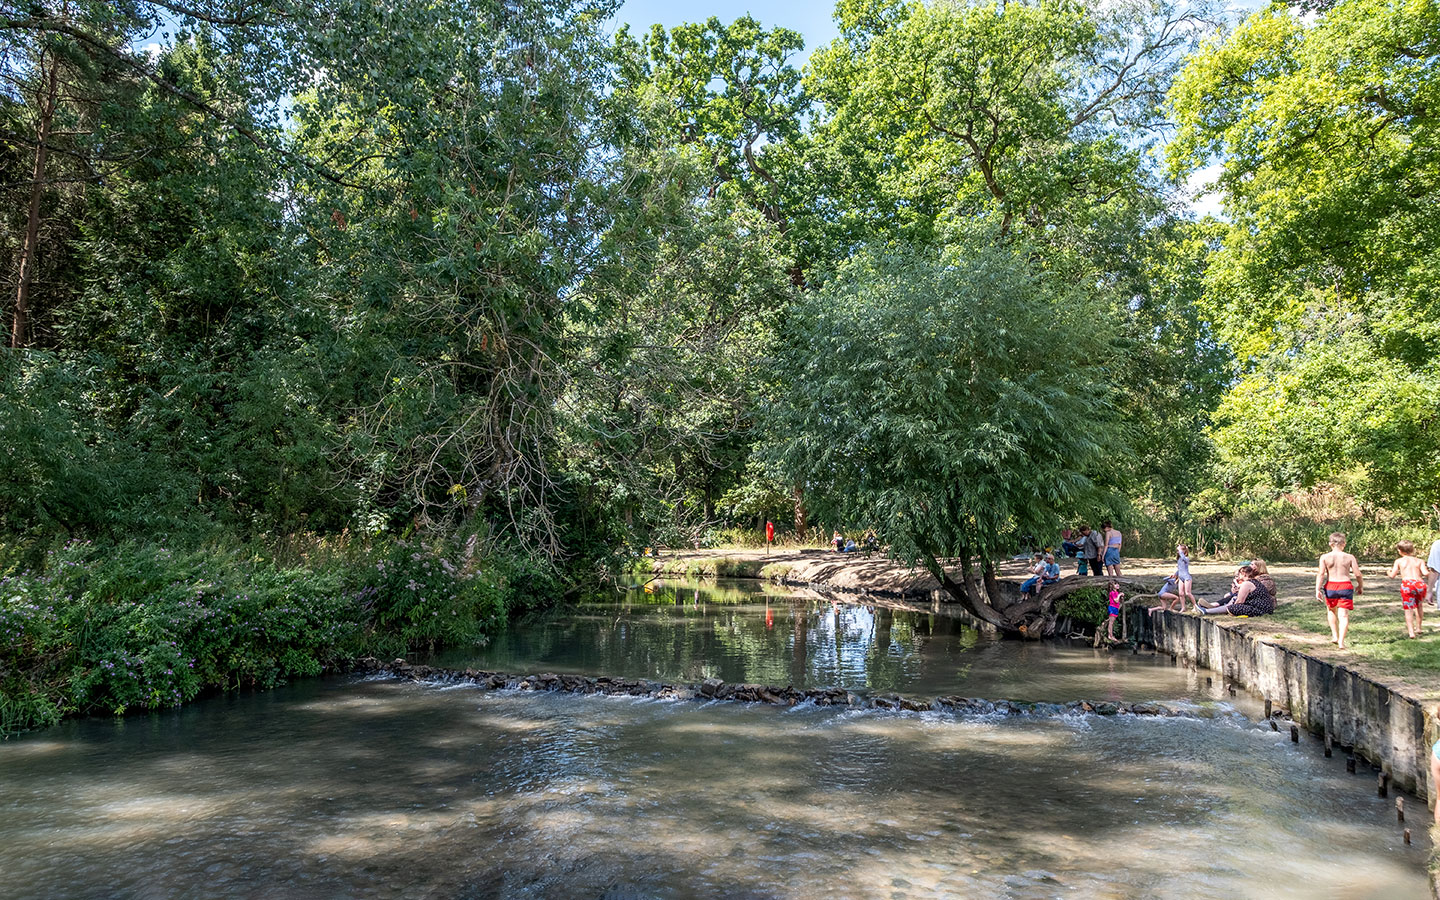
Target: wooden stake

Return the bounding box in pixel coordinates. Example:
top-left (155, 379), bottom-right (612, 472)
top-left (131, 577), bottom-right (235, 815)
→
top-left (1324, 733), bottom-right (1332, 758)
top-left (1397, 797), bottom-right (1404, 823)
top-left (1206, 676), bottom-right (1212, 686)
top-left (1378, 772), bottom-right (1389, 798)
top-left (1346, 756), bottom-right (1356, 774)
top-left (1404, 828), bottom-right (1411, 846)
top-left (1290, 724), bottom-right (1299, 743)
top-left (1264, 699), bottom-right (1272, 719)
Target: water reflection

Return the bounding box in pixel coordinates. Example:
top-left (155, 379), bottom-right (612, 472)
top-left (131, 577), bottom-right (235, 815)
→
top-left (437, 579), bottom-right (1229, 704)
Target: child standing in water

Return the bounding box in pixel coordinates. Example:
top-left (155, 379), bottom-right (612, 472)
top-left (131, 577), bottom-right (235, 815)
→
top-left (1106, 581), bottom-right (1124, 643)
top-left (1387, 541), bottom-right (1429, 638)
top-left (1316, 532), bottom-right (1363, 650)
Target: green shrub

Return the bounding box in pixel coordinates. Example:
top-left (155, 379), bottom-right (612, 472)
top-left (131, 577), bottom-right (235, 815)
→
top-left (0, 535), bottom-right (547, 737)
top-left (1056, 587), bottom-right (1109, 626)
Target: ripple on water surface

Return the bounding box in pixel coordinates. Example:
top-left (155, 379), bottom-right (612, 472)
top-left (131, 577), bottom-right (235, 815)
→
top-left (0, 676), bottom-right (1426, 900)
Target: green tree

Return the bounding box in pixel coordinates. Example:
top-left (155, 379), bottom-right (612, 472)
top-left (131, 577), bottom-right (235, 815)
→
top-left (763, 238), bottom-right (1122, 631)
top-left (1168, 0), bottom-right (1440, 510)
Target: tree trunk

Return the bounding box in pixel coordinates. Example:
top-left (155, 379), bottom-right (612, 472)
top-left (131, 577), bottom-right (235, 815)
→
top-left (920, 550), bottom-right (1009, 631)
top-left (792, 484), bottom-right (807, 535)
top-left (12, 52), bottom-right (60, 349)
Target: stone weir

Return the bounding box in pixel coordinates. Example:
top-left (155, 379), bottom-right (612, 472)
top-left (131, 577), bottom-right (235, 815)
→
top-left (1131, 609), bottom-right (1435, 800)
top-left (354, 657), bottom-right (1212, 721)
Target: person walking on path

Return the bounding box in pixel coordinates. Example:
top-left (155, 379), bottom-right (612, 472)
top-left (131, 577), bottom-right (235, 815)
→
top-left (1102, 521), bottom-right (1123, 577)
top-left (1316, 532), bottom-right (1363, 650)
top-left (1387, 541), bottom-right (1429, 638)
top-left (1081, 525), bottom-right (1105, 577)
top-left (1427, 537), bottom-right (1440, 612)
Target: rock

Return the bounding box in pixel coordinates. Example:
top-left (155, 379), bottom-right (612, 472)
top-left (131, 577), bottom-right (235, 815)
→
top-left (700, 678), bottom-right (723, 697)
top-left (1093, 701), bottom-right (1120, 716)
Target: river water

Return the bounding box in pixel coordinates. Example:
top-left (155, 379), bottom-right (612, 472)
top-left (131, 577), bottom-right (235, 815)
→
top-left (0, 581), bottom-right (1428, 899)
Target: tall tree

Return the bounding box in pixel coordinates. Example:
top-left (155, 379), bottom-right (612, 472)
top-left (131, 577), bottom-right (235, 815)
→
top-left (1168, 0), bottom-right (1440, 511)
top-left (764, 237), bottom-right (1123, 631)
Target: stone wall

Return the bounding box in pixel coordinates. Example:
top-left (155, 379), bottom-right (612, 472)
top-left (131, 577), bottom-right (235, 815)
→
top-left (1133, 609), bottom-right (1435, 799)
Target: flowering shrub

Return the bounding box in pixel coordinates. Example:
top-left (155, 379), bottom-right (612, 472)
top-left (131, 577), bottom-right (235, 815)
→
top-left (0, 537), bottom-right (529, 737)
top-left (356, 541), bottom-right (506, 651)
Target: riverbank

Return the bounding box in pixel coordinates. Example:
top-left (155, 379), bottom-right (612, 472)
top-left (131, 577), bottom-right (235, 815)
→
top-left (645, 549), bottom-right (1440, 802)
top-left (0, 538), bottom-right (550, 738)
top-left (643, 549), bottom-right (1440, 703)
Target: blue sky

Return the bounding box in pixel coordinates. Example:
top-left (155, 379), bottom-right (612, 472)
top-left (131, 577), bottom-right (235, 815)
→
top-left (611, 0), bottom-right (840, 63)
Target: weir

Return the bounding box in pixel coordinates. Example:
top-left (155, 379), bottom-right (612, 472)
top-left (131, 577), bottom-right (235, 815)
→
top-left (355, 655), bottom-right (1212, 720)
top-left (1129, 607), bottom-right (1436, 799)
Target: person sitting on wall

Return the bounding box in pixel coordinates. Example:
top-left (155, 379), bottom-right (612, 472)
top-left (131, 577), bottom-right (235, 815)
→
top-left (1149, 576), bottom-right (1182, 613)
top-left (1198, 564), bottom-right (1275, 617)
top-left (1021, 553), bottom-right (1061, 599)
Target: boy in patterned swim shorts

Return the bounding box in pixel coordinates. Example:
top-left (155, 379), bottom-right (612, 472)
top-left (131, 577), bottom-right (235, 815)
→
top-left (1316, 532), bottom-right (1363, 650)
top-left (1388, 540), bottom-right (1429, 639)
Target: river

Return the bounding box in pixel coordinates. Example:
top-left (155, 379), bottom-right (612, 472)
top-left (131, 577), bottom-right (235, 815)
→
top-left (0, 579), bottom-right (1426, 898)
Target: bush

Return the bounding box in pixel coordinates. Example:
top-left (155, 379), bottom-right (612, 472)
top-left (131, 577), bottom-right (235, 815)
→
top-left (0, 535), bottom-right (546, 737)
top-left (1056, 586), bottom-right (1109, 626)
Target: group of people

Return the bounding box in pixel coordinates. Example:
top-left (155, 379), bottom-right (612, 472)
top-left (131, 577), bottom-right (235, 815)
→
top-left (1058, 522), bottom-right (1124, 578)
top-left (830, 530), bottom-right (878, 554)
top-left (1147, 545), bottom-right (1278, 621)
top-left (1139, 531), bottom-right (1440, 651)
top-left (1312, 532), bottom-right (1436, 650)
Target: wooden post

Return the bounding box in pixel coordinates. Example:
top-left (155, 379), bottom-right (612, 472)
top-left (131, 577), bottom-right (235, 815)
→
top-left (1346, 755), bottom-right (1357, 774)
top-left (1378, 772), bottom-right (1389, 798)
top-left (1324, 733), bottom-right (1332, 758)
top-left (1264, 699), bottom-right (1272, 719)
top-left (1403, 828), bottom-right (1411, 846)
top-left (1206, 676), bottom-right (1212, 686)
top-left (1291, 724), bottom-right (1299, 743)
top-left (1397, 797), bottom-right (1405, 823)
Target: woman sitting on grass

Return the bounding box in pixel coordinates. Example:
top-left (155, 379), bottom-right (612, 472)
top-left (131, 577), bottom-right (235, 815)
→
top-left (1198, 565), bottom-right (1275, 617)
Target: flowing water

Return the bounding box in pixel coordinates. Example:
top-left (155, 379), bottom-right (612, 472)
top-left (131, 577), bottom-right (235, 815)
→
top-left (1, 581), bottom-right (1428, 899)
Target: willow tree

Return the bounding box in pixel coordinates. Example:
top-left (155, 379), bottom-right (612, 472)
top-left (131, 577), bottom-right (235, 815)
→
top-left (763, 238), bottom-right (1122, 630)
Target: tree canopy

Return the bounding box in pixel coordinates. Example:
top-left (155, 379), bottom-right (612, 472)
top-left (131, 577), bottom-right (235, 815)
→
top-left (1, 0), bottom-right (1434, 593)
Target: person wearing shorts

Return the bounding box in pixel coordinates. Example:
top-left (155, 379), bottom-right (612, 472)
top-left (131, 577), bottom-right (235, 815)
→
top-left (1389, 540), bottom-right (1429, 639)
top-left (1316, 532), bottom-right (1362, 650)
top-left (1101, 521), bottom-right (1123, 577)
top-left (1105, 583), bottom-right (1124, 643)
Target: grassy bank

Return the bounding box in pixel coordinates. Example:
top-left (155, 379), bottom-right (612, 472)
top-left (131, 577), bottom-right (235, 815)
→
top-left (1266, 591), bottom-right (1440, 676)
top-left (0, 537), bottom-right (554, 737)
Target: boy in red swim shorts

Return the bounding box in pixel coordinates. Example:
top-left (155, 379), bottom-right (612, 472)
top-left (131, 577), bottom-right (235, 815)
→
top-left (1316, 532), bottom-right (1363, 650)
top-left (1388, 540), bottom-right (1429, 638)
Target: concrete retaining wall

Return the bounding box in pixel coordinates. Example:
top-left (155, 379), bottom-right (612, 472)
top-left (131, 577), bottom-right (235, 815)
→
top-left (1134, 609), bottom-right (1435, 799)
